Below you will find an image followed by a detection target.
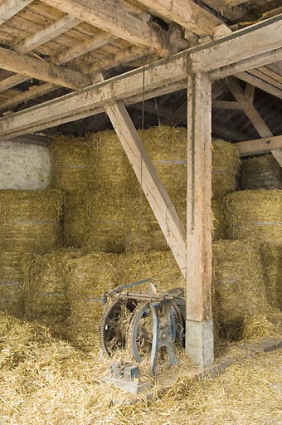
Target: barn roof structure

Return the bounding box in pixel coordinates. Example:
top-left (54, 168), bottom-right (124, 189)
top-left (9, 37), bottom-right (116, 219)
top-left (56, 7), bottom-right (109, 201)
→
top-left (1, 0), bottom-right (282, 368)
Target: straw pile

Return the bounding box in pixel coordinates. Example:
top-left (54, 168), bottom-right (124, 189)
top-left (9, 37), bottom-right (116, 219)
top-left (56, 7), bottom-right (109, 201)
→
top-left (260, 241), bottom-right (282, 310)
top-left (67, 253), bottom-right (120, 350)
top-left (0, 190), bottom-right (63, 253)
top-left (240, 154), bottom-right (282, 190)
top-left (224, 189), bottom-right (282, 241)
top-left (22, 249), bottom-right (84, 337)
top-left (1, 310), bottom-right (282, 424)
top-left (0, 251), bottom-right (24, 317)
top-left (212, 139), bottom-right (240, 199)
top-left (213, 239), bottom-right (277, 340)
top-left (50, 136), bottom-right (96, 193)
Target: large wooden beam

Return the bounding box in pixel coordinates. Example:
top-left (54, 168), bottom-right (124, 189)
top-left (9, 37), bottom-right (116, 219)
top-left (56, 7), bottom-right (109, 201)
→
top-left (133, 0), bottom-right (222, 37)
top-left (0, 52), bottom-right (188, 138)
top-left (42, 0), bottom-right (167, 54)
top-left (106, 101), bottom-right (187, 276)
top-left (1, 16), bottom-right (282, 137)
top-left (0, 0), bottom-right (33, 24)
top-left (235, 71), bottom-right (282, 100)
top-left (192, 15), bottom-right (282, 76)
top-left (186, 73), bottom-right (213, 368)
top-left (236, 135), bottom-right (282, 156)
top-left (0, 46), bottom-right (91, 89)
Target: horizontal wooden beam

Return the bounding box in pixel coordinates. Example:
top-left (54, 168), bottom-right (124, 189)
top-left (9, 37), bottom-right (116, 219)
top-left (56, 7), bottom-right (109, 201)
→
top-left (42, 0), bottom-right (167, 54)
top-left (0, 0), bottom-right (33, 24)
top-left (1, 16), bottom-right (282, 136)
top-left (192, 14), bottom-right (282, 76)
top-left (0, 46), bottom-right (92, 89)
top-left (235, 135), bottom-right (282, 156)
top-left (134, 0), bottom-right (222, 37)
top-left (212, 100), bottom-right (241, 110)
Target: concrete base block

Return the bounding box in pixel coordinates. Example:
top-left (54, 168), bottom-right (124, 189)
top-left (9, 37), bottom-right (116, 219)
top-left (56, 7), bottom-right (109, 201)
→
top-left (185, 319), bottom-right (214, 369)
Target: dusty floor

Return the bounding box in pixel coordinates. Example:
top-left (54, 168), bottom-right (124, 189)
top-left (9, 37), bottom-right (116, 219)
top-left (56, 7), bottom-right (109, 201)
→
top-left (0, 313), bottom-right (282, 425)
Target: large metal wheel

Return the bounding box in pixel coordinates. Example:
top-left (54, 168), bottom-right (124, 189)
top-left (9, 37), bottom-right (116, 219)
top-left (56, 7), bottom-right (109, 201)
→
top-left (99, 299), bottom-right (136, 357)
top-left (127, 300), bottom-right (181, 363)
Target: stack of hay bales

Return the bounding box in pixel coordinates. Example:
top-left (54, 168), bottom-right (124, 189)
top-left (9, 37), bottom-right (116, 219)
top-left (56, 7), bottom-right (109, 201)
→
top-left (213, 240), bottom-right (277, 340)
top-left (50, 136), bottom-right (97, 193)
top-left (240, 154), bottom-right (282, 190)
top-left (224, 190), bottom-right (282, 241)
top-left (66, 253), bottom-right (120, 350)
top-left (260, 242), bottom-right (282, 309)
top-left (212, 139), bottom-right (240, 240)
top-left (0, 252), bottom-right (24, 317)
top-left (83, 131), bottom-right (136, 253)
top-left (120, 250), bottom-right (186, 291)
top-left (49, 136), bottom-right (97, 248)
top-left (23, 249), bottom-right (83, 337)
top-left (0, 190), bottom-right (63, 317)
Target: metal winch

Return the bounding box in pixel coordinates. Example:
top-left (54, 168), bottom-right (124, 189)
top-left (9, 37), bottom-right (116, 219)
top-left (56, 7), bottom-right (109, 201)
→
top-left (98, 278), bottom-right (185, 376)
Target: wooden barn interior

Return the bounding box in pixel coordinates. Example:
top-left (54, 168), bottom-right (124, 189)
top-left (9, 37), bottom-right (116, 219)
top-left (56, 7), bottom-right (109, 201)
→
top-left (1, 0), bottom-right (282, 423)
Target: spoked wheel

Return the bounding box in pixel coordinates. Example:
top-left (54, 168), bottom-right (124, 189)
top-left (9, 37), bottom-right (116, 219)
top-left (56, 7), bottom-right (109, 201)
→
top-left (99, 299), bottom-right (136, 357)
top-left (128, 301), bottom-right (180, 363)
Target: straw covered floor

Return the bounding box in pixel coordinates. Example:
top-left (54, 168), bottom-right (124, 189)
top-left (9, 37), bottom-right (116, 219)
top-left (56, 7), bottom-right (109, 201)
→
top-left (1, 311), bottom-right (282, 425)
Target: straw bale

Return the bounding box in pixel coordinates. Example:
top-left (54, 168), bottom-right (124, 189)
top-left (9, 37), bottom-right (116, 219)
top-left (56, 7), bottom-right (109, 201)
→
top-left (0, 251), bottom-right (24, 317)
top-left (86, 131), bottom-right (135, 194)
top-left (62, 191), bottom-right (88, 248)
top-left (138, 126), bottom-right (187, 199)
top-left (50, 136), bottom-right (97, 193)
top-left (0, 190), bottom-right (63, 253)
top-left (67, 253), bottom-right (121, 350)
top-left (120, 250), bottom-right (185, 292)
top-left (225, 189), bottom-right (282, 241)
top-left (213, 239), bottom-right (273, 340)
top-left (212, 198), bottom-right (226, 240)
top-left (260, 241), bottom-right (282, 309)
top-left (84, 192), bottom-right (129, 253)
top-left (212, 139), bottom-right (240, 199)
top-left (23, 249), bottom-right (84, 337)
top-left (240, 154), bottom-right (282, 190)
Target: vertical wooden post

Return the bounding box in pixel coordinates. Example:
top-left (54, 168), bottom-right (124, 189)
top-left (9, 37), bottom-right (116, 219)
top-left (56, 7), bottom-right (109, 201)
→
top-left (186, 73), bottom-right (214, 368)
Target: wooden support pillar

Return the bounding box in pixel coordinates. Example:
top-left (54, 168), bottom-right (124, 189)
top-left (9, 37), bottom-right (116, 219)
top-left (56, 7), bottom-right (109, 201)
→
top-left (186, 73), bottom-right (214, 369)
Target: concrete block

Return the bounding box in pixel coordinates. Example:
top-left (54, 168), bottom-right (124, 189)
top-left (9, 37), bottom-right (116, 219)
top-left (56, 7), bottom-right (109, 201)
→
top-left (0, 141), bottom-right (51, 190)
top-left (185, 319), bottom-right (214, 369)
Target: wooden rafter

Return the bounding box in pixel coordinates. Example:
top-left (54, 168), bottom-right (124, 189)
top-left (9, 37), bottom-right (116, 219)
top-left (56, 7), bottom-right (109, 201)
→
top-left (0, 0), bottom-right (33, 24)
top-left (228, 77), bottom-right (282, 166)
top-left (13, 15), bottom-right (81, 54)
top-left (42, 0), bottom-right (168, 54)
top-left (0, 46), bottom-right (92, 89)
top-left (1, 16), bottom-right (282, 137)
top-left (131, 0), bottom-right (223, 37)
